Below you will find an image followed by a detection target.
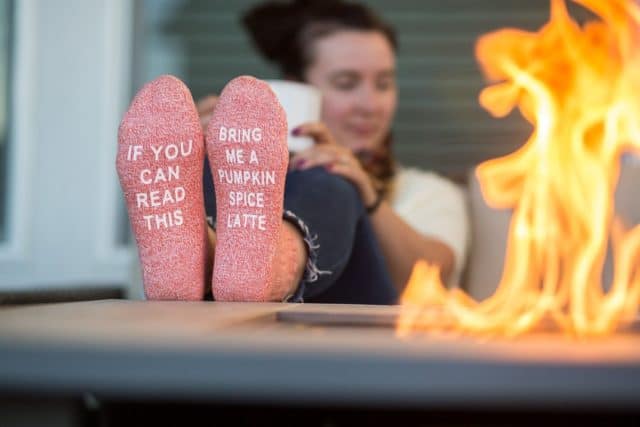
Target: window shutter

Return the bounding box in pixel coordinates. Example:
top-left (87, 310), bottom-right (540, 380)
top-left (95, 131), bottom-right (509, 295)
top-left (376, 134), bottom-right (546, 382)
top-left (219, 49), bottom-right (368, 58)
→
top-left (135, 0), bottom-right (594, 180)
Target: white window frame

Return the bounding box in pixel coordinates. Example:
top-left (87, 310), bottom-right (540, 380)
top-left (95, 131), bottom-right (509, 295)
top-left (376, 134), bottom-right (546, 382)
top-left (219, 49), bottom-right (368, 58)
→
top-left (0, 0), bottom-right (34, 262)
top-left (0, 0), bottom-right (136, 291)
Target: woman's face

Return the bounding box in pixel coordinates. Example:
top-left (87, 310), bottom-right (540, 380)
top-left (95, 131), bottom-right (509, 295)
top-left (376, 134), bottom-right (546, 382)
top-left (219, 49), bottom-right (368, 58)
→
top-left (304, 30), bottom-right (397, 153)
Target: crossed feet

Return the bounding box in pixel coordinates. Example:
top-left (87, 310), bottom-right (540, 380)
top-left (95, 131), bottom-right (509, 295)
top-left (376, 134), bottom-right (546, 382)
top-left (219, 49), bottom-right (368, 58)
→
top-left (117, 75), bottom-right (306, 301)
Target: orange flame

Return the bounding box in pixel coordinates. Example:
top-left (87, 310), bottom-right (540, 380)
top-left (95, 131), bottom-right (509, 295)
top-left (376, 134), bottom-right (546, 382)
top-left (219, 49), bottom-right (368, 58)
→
top-left (398, 0), bottom-right (640, 337)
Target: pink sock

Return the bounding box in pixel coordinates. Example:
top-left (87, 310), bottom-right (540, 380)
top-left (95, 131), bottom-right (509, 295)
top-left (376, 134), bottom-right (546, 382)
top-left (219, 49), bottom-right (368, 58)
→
top-left (206, 76), bottom-right (290, 301)
top-left (117, 75), bottom-right (208, 300)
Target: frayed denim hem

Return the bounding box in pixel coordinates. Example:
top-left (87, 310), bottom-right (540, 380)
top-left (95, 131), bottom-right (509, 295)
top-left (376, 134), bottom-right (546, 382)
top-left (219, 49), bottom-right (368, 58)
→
top-left (206, 212), bottom-right (329, 303)
top-left (283, 209), bottom-right (331, 302)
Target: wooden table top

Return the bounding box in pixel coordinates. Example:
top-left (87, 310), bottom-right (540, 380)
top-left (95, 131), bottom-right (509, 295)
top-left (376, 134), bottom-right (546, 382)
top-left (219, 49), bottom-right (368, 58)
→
top-left (0, 300), bottom-right (639, 409)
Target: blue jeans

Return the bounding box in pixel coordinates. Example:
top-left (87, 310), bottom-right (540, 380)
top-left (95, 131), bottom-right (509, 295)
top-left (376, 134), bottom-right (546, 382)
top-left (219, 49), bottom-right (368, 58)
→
top-left (203, 160), bottom-right (398, 305)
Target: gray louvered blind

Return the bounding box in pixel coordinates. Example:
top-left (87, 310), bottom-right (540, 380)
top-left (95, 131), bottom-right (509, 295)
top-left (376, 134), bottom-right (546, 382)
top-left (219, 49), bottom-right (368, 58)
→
top-left (134, 0), bottom-right (593, 180)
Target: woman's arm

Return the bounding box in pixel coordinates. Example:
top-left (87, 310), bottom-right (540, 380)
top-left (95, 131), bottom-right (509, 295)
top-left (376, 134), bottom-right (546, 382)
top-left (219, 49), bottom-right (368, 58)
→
top-left (368, 201), bottom-right (455, 292)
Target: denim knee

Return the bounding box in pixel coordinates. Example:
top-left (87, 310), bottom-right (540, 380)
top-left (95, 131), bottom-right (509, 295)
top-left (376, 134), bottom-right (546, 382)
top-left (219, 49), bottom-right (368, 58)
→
top-left (283, 167), bottom-right (367, 299)
top-left (285, 167), bottom-right (364, 217)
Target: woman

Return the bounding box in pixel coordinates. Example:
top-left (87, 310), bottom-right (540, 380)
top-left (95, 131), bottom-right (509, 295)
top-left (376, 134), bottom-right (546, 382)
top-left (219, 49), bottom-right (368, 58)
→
top-left (199, 0), bottom-right (468, 304)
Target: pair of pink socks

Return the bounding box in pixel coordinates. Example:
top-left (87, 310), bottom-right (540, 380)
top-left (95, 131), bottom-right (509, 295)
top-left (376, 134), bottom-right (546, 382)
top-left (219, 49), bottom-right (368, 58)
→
top-left (117, 75), bottom-right (296, 301)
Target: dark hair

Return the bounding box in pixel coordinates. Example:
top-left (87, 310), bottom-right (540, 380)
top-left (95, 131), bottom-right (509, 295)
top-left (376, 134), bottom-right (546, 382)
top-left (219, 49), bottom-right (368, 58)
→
top-left (242, 0), bottom-right (397, 80)
top-left (242, 0), bottom-right (398, 195)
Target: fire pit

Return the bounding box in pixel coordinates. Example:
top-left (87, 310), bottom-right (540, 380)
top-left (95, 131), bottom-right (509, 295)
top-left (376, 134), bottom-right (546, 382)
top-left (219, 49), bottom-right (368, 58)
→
top-left (0, 300), bottom-right (639, 421)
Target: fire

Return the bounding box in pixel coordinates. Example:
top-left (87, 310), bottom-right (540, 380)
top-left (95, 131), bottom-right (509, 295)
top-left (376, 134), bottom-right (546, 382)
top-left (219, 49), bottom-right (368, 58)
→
top-left (398, 0), bottom-right (640, 337)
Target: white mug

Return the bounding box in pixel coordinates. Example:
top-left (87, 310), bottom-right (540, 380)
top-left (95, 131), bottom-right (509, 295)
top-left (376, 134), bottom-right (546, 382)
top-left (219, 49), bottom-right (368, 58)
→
top-left (266, 80), bottom-right (322, 152)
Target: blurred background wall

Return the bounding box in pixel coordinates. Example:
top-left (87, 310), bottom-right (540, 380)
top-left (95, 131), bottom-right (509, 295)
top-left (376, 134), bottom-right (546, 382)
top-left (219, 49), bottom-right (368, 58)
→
top-left (0, 0), bottom-right (624, 297)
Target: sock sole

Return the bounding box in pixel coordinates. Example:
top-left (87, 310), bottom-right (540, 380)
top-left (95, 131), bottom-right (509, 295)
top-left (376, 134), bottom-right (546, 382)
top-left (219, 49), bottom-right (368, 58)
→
top-left (206, 76), bottom-right (288, 301)
top-left (117, 75), bottom-right (208, 300)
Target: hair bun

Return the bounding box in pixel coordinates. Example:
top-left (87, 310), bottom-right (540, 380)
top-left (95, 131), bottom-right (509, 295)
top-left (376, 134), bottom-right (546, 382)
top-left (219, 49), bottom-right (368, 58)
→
top-left (242, 1), bottom-right (344, 66)
top-left (242, 2), bottom-right (304, 64)
top-left (242, 0), bottom-right (396, 78)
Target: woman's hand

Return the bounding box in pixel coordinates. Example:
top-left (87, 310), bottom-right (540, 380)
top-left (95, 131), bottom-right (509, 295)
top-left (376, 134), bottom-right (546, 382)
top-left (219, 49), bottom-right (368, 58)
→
top-left (289, 122), bottom-right (378, 206)
top-left (196, 94), bottom-right (219, 133)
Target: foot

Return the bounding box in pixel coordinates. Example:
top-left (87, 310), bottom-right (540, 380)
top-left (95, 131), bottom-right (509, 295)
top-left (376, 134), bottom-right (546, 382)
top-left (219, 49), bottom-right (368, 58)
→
top-left (206, 76), bottom-right (294, 301)
top-left (117, 75), bottom-right (208, 300)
